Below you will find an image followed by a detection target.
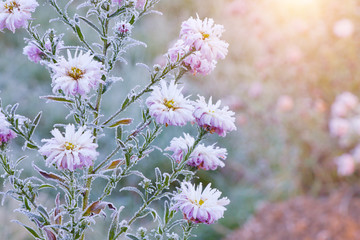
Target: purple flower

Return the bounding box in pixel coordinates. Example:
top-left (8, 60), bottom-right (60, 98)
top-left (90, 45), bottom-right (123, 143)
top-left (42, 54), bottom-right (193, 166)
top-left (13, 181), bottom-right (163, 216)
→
top-left (49, 50), bottom-right (104, 96)
top-left (146, 80), bottom-right (194, 126)
top-left (165, 133), bottom-right (227, 170)
top-left (0, 0), bottom-right (38, 33)
top-left (39, 124), bottom-right (98, 171)
top-left (23, 40), bottom-right (63, 64)
top-left (23, 43), bottom-right (43, 63)
top-left (171, 182), bottom-right (230, 224)
top-left (165, 133), bottom-right (195, 163)
top-left (193, 96), bottom-right (236, 137)
top-left (180, 16), bottom-right (228, 61)
top-left (115, 21), bottom-right (132, 35)
top-left (167, 39), bottom-right (189, 63)
top-left (183, 51), bottom-right (216, 76)
top-left (0, 112), bottom-right (16, 145)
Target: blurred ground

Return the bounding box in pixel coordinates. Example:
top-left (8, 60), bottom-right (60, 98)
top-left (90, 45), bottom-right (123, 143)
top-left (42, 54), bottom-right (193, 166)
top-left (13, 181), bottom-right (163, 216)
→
top-left (226, 187), bottom-right (360, 240)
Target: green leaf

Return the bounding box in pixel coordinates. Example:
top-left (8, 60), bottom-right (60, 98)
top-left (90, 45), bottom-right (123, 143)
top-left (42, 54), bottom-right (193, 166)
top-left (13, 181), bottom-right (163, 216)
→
top-left (41, 96), bottom-right (74, 103)
top-left (126, 234), bottom-right (140, 240)
top-left (109, 118), bottom-right (133, 128)
top-left (12, 220), bottom-right (41, 238)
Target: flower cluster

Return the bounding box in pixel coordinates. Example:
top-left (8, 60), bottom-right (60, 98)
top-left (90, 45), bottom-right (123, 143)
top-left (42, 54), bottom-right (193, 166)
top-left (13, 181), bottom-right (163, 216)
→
top-left (0, 112), bottom-right (16, 145)
top-left (0, 1), bottom-right (233, 238)
top-left (146, 82), bottom-right (236, 137)
top-left (329, 92), bottom-right (360, 176)
top-left (0, 0), bottom-right (38, 33)
top-left (171, 182), bottom-right (229, 224)
top-left (166, 133), bottom-right (227, 170)
top-left (39, 124), bottom-right (98, 171)
top-left (167, 16), bottom-right (228, 76)
top-left (49, 50), bottom-right (104, 96)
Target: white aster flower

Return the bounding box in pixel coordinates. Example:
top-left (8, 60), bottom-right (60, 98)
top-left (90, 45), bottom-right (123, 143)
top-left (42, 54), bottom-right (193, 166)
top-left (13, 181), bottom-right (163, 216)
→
top-left (193, 96), bottom-right (236, 137)
top-left (171, 182), bottom-right (230, 224)
top-left (39, 124), bottom-right (98, 171)
top-left (49, 50), bottom-right (104, 96)
top-left (146, 80), bottom-right (194, 126)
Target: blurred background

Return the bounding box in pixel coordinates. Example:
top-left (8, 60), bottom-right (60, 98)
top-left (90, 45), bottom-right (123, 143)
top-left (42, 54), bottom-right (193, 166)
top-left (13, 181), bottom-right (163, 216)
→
top-left (2, 0), bottom-right (360, 239)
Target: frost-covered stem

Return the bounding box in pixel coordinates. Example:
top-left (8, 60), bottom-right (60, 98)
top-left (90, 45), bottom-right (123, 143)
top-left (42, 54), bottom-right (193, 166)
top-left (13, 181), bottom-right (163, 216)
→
top-left (102, 52), bottom-right (192, 126)
top-left (97, 123), bottom-right (160, 202)
top-left (48, 0), bottom-right (94, 52)
top-left (0, 153), bottom-right (38, 208)
top-left (80, 11), bottom-right (111, 239)
top-left (93, 145), bottom-right (121, 174)
top-left (117, 129), bottom-right (206, 238)
top-left (182, 221), bottom-right (195, 240)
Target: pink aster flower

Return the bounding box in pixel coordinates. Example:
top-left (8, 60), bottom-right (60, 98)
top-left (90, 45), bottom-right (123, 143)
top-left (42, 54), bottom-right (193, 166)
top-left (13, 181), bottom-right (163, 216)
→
top-left (167, 40), bottom-right (216, 75)
top-left (49, 50), bottom-right (104, 96)
top-left (39, 124), bottom-right (98, 171)
top-left (183, 51), bottom-right (216, 76)
top-left (0, 112), bottom-right (16, 145)
top-left (167, 39), bottom-right (189, 64)
top-left (0, 0), bottom-right (38, 33)
top-left (165, 133), bottom-right (195, 163)
top-left (171, 182), bottom-right (230, 224)
top-left (180, 16), bottom-right (228, 61)
top-left (23, 40), bottom-right (63, 64)
top-left (189, 144), bottom-right (227, 170)
top-left (115, 21), bottom-right (132, 35)
top-left (146, 80), bottom-right (194, 126)
top-left (165, 133), bottom-right (227, 170)
top-left (193, 96), bottom-right (236, 137)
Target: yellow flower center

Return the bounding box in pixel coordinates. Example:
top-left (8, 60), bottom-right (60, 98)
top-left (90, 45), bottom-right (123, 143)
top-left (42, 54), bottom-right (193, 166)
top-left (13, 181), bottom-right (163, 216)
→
top-left (4, 1), bottom-right (19, 13)
top-left (68, 67), bottom-right (84, 80)
top-left (198, 199), bottom-right (205, 206)
top-left (201, 32), bottom-right (210, 40)
top-left (64, 142), bottom-right (76, 151)
top-left (164, 99), bottom-right (177, 110)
